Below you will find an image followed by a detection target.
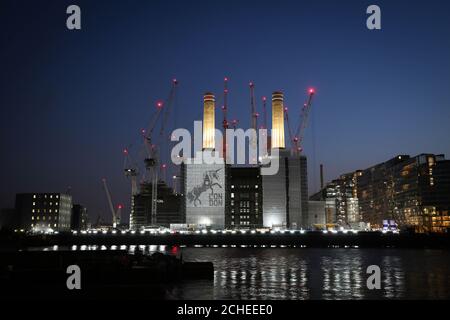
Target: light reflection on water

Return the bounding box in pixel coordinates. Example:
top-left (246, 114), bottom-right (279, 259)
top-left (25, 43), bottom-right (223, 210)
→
top-left (173, 248), bottom-right (450, 300)
top-left (36, 246), bottom-right (450, 299)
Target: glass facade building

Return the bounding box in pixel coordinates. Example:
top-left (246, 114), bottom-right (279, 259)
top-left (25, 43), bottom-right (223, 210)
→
top-left (357, 154), bottom-right (450, 232)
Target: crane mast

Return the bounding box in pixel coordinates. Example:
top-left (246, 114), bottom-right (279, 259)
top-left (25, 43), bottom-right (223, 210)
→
top-left (249, 82), bottom-right (258, 157)
top-left (143, 101), bottom-right (163, 226)
top-left (249, 82), bottom-right (258, 131)
top-left (102, 178), bottom-right (120, 228)
top-left (222, 77), bottom-right (229, 161)
top-left (262, 96), bottom-right (267, 129)
top-left (123, 148), bottom-right (139, 196)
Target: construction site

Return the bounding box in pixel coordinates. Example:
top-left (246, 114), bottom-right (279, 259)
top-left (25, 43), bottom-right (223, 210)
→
top-left (105, 78), bottom-right (322, 232)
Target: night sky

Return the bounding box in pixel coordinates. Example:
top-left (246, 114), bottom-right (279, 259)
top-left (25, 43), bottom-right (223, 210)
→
top-left (1, 0), bottom-right (449, 223)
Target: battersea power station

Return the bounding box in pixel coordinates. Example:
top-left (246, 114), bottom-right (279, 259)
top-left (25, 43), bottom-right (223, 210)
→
top-left (181, 91), bottom-right (309, 230)
top-left (130, 89), bottom-right (312, 231)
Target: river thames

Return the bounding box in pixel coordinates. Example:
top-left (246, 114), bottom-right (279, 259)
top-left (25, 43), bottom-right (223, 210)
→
top-left (166, 248), bottom-right (450, 300)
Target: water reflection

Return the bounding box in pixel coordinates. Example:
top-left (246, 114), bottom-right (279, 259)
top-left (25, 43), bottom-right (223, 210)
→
top-left (178, 248), bottom-right (450, 300)
top-left (36, 245), bottom-right (450, 299)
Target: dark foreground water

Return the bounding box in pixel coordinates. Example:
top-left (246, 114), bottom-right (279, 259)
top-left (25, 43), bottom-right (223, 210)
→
top-left (167, 248), bottom-right (450, 300)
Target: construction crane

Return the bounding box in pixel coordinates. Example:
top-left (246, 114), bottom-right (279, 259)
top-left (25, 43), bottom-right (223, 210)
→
top-left (261, 96), bottom-right (267, 129)
top-left (141, 79), bottom-right (179, 226)
top-left (102, 178), bottom-right (122, 228)
top-left (221, 77), bottom-right (229, 161)
top-left (249, 82), bottom-right (258, 160)
top-left (284, 88), bottom-right (315, 155)
top-left (249, 82), bottom-right (258, 132)
top-left (123, 147), bottom-right (139, 196)
top-left (158, 79), bottom-right (178, 189)
top-left (142, 101), bottom-right (163, 226)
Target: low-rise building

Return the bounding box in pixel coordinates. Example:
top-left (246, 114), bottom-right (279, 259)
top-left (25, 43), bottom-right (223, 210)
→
top-left (15, 193), bottom-right (72, 232)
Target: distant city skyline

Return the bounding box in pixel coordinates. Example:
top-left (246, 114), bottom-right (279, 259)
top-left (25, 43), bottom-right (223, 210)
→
top-left (1, 0), bottom-right (450, 222)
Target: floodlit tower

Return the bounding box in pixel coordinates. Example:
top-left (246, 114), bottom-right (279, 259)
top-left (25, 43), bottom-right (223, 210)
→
top-left (271, 91), bottom-right (285, 149)
top-left (202, 92), bottom-right (215, 150)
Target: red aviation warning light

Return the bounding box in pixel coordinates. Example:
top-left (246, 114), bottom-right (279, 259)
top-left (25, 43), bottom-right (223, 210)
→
top-left (156, 101), bottom-right (164, 109)
top-left (308, 88), bottom-right (315, 95)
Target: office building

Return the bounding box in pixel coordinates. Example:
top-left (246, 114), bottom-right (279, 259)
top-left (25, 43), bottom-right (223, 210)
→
top-left (15, 193), bottom-right (72, 232)
top-left (358, 154), bottom-right (450, 232)
top-left (310, 171), bottom-right (361, 228)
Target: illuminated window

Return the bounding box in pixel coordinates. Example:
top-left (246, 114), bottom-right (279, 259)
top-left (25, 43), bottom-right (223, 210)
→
top-left (32, 202), bottom-right (35, 206)
top-left (231, 193), bottom-right (234, 198)
top-left (33, 195), bottom-right (36, 199)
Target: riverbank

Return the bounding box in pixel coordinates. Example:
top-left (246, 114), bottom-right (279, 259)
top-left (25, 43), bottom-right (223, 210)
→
top-left (1, 231), bottom-right (449, 250)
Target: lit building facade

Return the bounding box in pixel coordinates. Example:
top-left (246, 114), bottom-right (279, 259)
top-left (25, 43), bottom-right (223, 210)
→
top-left (182, 161), bottom-right (226, 229)
top-left (226, 167), bottom-right (262, 229)
top-left (15, 193), bottom-right (72, 232)
top-left (262, 149), bottom-right (308, 229)
top-left (271, 92), bottom-right (285, 149)
top-left (357, 154), bottom-right (450, 232)
top-left (310, 171), bottom-right (361, 228)
top-left (202, 93), bottom-right (215, 150)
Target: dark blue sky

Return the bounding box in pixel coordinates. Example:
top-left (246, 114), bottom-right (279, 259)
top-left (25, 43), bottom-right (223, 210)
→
top-left (1, 0), bottom-right (449, 223)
